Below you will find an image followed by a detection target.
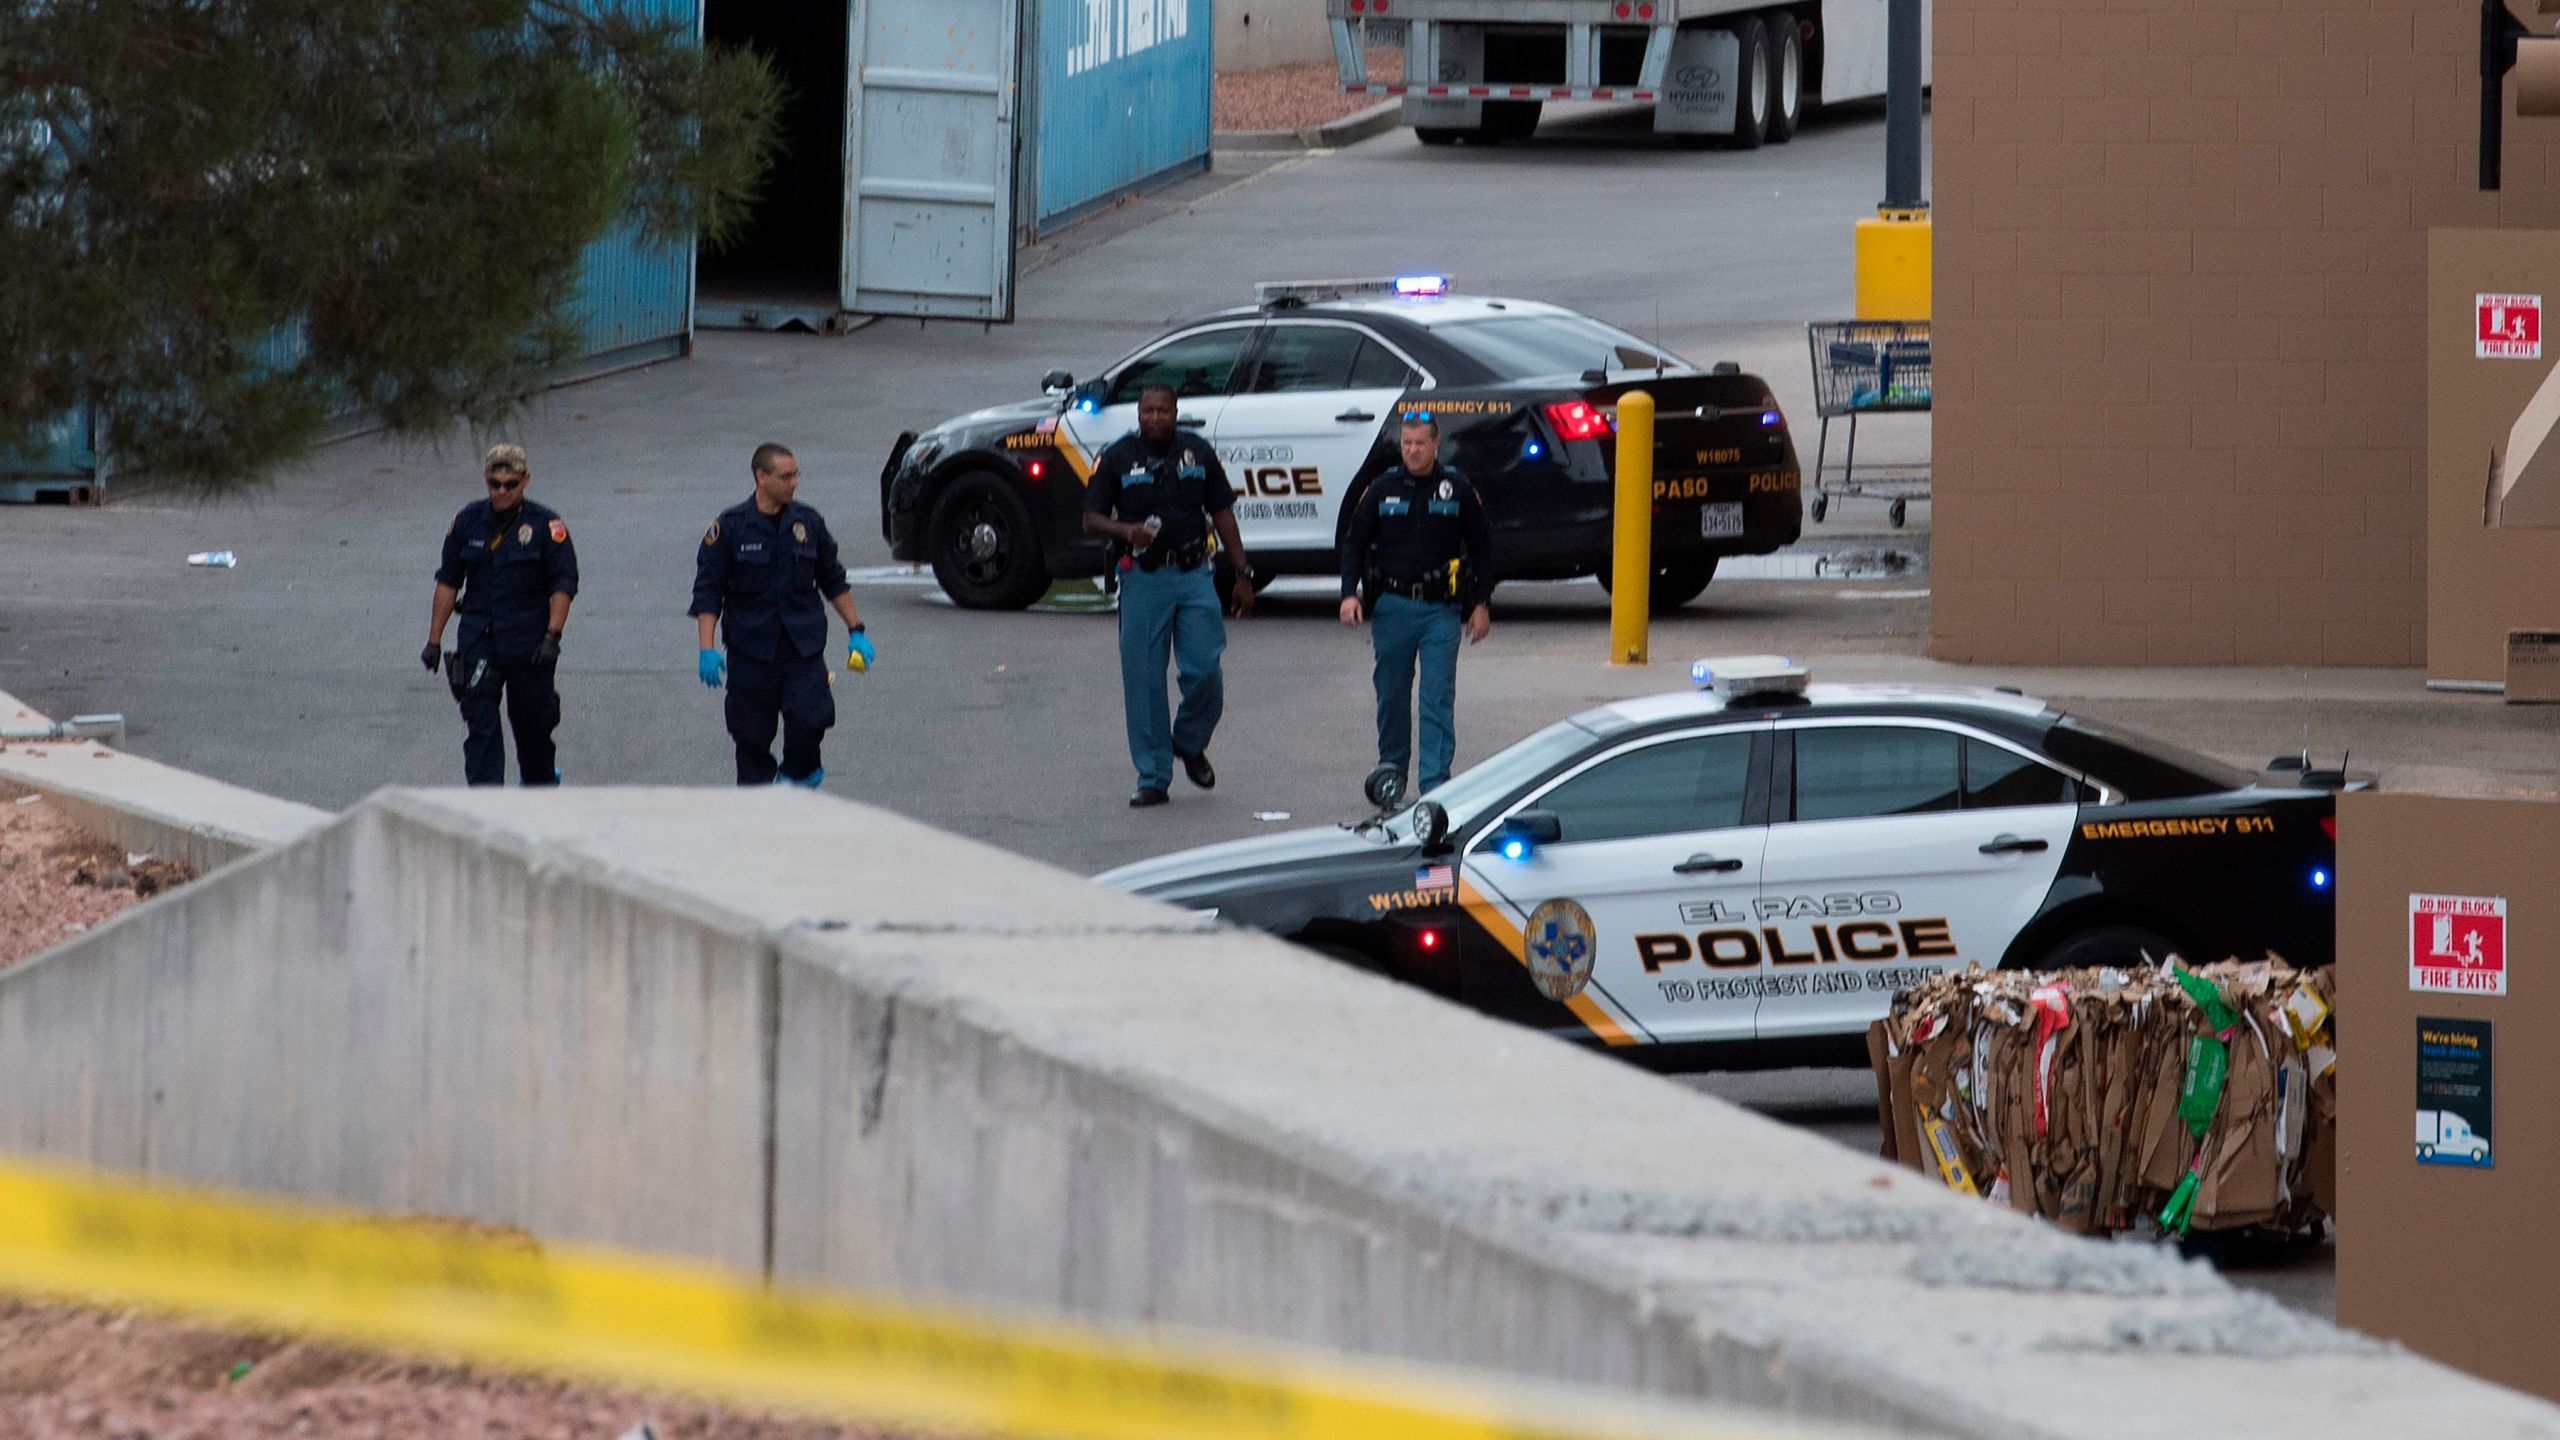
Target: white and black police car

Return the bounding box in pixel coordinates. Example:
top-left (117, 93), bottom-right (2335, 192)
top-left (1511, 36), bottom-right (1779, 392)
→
top-left (1097, 658), bottom-right (2355, 1071)
top-left (880, 277), bottom-right (1801, 610)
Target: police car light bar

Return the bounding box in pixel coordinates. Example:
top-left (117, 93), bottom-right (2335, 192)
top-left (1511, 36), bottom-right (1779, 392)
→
top-left (1690, 655), bottom-right (1810, 700)
top-left (1256, 275), bottom-right (1452, 305)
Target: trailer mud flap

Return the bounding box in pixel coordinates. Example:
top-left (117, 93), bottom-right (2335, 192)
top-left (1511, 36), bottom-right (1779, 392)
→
top-left (1655, 27), bottom-right (1740, 134)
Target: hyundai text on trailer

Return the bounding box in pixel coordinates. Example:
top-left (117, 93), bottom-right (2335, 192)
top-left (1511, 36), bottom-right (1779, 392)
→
top-left (881, 278), bottom-right (1802, 611)
top-left (1325, 0), bottom-right (1931, 149)
top-left (1097, 659), bottom-right (2356, 1073)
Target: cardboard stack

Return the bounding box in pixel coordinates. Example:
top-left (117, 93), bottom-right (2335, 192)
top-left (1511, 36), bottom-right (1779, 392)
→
top-left (1868, 960), bottom-right (2337, 1236)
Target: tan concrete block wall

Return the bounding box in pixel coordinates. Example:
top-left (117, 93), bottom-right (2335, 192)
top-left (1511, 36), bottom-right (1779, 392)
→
top-left (1214, 0), bottom-right (1333, 71)
top-left (1934, 0), bottom-right (2560, 665)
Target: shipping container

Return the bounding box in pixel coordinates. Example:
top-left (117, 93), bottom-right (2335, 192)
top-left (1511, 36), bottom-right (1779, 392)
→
top-left (696, 0), bottom-right (1210, 330)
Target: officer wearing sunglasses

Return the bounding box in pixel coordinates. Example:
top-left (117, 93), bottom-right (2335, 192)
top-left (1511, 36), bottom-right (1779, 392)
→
top-left (421, 444), bottom-right (579, 785)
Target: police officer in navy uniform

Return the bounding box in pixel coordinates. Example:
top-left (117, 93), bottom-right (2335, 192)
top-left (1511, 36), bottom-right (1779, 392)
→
top-left (1339, 411), bottom-right (1493, 797)
top-left (691, 442), bottom-right (875, 787)
top-left (422, 443), bottom-right (578, 785)
top-left (1082, 383), bottom-right (1255, 808)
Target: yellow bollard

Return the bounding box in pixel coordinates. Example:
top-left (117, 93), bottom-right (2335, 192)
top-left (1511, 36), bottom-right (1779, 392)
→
top-left (1609, 389), bottom-right (1654, 666)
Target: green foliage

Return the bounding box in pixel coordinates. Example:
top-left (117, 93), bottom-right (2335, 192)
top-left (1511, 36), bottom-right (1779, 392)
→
top-left (0, 0), bottom-right (782, 487)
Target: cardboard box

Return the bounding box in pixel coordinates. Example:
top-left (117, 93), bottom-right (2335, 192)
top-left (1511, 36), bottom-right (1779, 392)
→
top-left (2505, 629), bottom-right (2560, 702)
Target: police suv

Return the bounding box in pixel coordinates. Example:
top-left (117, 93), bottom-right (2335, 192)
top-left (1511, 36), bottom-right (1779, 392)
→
top-left (880, 277), bottom-right (1801, 610)
top-left (1096, 659), bottom-right (2351, 1071)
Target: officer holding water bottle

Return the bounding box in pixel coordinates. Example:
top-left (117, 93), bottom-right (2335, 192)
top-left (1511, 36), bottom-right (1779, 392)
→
top-left (690, 442), bottom-right (873, 787)
top-left (1081, 384), bottom-right (1254, 808)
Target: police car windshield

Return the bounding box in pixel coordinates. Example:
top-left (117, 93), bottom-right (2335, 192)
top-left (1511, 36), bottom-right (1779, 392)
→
top-left (2045, 714), bottom-right (2256, 798)
top-left (1411, 718), bottom-right (1600, 824)
top-left (1430, 315), bottom-right (1686, 380)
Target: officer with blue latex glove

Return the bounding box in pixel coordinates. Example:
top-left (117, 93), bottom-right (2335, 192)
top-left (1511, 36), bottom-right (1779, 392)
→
top-left (689, 443), bottom-right (870, 787)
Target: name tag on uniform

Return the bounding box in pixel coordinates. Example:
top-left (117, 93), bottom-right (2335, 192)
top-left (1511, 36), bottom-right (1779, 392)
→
top-left (1124, 465), bottom-right (1154, 486)
top-left (739, 542), bottom-right (766, 554)
top-left (1380, 497), bottom-right (1411, 515)
top-left (1429, 499), bottom-right (1460, 515)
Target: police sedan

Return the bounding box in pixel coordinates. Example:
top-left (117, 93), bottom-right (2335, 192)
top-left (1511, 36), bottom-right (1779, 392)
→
top-left (880, 277), bottom-right (1801, 611)
top-left (1095, 659), bottom-right (2349, 1072)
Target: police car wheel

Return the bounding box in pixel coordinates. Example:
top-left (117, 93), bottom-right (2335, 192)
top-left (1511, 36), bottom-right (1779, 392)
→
top-left (928, 473), bottom-right (1050, 611)
top-left (2030, 923), bottom-right (2179, 972)
top-left (1596, 557), bottom-right (1718, 611)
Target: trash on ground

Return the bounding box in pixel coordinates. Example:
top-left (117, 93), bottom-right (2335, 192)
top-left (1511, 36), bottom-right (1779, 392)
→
top-left (186, 550), bottom-right (238, 568)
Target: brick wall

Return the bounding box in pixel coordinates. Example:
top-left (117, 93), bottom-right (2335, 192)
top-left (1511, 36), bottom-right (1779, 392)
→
top-left (1932, 0), bottom-right (2560, 665)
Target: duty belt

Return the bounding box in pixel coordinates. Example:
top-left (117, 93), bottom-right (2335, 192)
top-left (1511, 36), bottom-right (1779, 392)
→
top-left (1135, 541), bottom-right (1209, 573)
top-left (1372, 572), bottom-right (1457, 604)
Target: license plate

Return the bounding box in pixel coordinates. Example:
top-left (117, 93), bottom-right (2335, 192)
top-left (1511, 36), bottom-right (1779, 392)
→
top-left (1701, 503), bottom-right (1745, 538)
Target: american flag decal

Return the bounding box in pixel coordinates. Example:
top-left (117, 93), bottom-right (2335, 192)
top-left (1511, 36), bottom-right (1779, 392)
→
top-left (1416, 864), bottom-right (1454, 891)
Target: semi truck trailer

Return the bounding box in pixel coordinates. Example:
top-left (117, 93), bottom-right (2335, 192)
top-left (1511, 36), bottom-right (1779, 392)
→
top-left (1326, 0), bottom-right (1929, 148)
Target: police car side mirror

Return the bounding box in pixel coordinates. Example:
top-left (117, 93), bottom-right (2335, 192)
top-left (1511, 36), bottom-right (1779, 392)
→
top-left (1042, 369), bottom-right (1075, 395)
top-left (1492, 810), bottom-right (1563, 861)
top-left (1413, 801), bottom-right (1450, 853)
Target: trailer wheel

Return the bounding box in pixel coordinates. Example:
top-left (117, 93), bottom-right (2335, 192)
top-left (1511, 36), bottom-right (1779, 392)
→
top-left (1416, 127), bottom-right (1463, 146)
top-left (1766, 12), bottom-right (1803, 142)
top-left (1727, 15), bottom-right (1770, 150)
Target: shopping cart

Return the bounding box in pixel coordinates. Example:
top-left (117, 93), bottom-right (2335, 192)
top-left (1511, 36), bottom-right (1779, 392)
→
top-left (1805, 319), bottom-right (1932, 528)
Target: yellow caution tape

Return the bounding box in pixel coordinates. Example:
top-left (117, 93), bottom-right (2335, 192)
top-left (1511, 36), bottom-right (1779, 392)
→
top-left (0, 1154), bottom-right (1803, 1440)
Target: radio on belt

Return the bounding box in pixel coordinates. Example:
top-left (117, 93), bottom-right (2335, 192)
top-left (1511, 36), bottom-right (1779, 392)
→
top-left (1690, 654), bottom-right (1810, 700)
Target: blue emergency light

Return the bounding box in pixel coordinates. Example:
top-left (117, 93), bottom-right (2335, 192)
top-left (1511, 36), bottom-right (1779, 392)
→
top-left (1500, 836), bottom-right (1531, 862)
top-left (1760, 409), bottom-right (1781, 426)
top-left (2312, 867), bottom-right (2331, 889)
top-left (1394, 274), bottom-right (1450, 297)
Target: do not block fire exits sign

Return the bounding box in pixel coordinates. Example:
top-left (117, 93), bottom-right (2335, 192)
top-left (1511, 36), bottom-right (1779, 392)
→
top-left (2411, 893), bottom-right (2508, 996)
top-left (2479, 294), bottom-right (2543, 359)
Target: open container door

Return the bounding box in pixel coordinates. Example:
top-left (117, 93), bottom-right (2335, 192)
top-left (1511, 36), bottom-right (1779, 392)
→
top-left (844, 0), bottom-right (1019, 320)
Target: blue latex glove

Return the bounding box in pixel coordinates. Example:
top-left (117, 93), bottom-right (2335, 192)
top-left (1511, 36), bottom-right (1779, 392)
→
top-left (846, 628), bottom-right (876, 673)
top-left (697, 648), bottom-right (725, 689)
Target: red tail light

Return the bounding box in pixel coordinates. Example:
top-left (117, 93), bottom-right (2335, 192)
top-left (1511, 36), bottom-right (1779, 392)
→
top-left (1544, 400), bottom-right (1614, 441)
top-left (2321, 816), bottom-right (2337, 841)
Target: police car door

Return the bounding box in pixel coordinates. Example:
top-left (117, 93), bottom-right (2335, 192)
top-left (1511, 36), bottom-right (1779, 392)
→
top-left (1212, 321), bottom-right (1421, 553)
top-left (1755, 720), bottom-right (2079, 1041)
top-left (1463, 724), bottom-right (1771, 1047)
top-left (1058, 324), bottom-right (1252, 477)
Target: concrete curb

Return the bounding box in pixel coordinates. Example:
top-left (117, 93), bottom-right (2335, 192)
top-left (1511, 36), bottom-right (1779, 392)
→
top-left (0, 689), bottom-right (329, 872)
top-left (1213, 99), bottom-right (1401, 152)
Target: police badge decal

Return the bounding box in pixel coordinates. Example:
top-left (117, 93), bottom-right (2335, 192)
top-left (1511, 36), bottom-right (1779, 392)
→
top-left (1525, 897), bottom-right (1597, 1001)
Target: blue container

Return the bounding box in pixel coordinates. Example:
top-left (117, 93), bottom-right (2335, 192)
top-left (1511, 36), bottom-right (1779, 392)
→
top-left (1032, 0), bottom-right (1212, 231)
top-left (5, 1), bottom-right (697, 492)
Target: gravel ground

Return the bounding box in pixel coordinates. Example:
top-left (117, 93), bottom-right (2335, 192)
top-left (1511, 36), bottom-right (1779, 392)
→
top-left (1215, 45), bottom-right (1399, 133)
top-left (0, 778), bottom-right (194, 969)
top-left (0, 1299), bottom-right (953, 1440)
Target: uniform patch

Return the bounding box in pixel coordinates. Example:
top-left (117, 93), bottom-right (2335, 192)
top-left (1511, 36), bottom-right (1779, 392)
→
top-left (548, 518), bottom-right (568, 543)
top-left (517, 523), bottom-right (533, 545)
top-left (1438, 479), bottom-right (1454, 500)
top-left (792, 522), bottom-right (807, 543)
top-left (1525, 898), bottom-right (1597, 1002)
top-left (703, 521), bottom-right (720, 545)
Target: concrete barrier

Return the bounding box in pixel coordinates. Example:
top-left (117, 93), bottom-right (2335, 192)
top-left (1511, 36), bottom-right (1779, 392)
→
top-left (0, 688), bottom-right (326, 872)
top-left (2, 785), bottom-right (2553, 1438)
